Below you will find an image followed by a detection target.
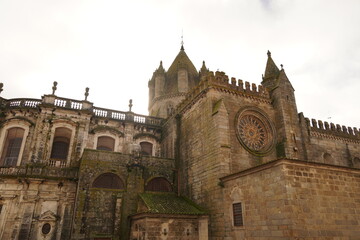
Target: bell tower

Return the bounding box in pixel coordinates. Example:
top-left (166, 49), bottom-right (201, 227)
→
top-left (148, 45), bottom-right (201, 118)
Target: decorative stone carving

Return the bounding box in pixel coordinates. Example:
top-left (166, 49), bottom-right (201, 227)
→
top-left (235, 107), bottom-right (276, 155)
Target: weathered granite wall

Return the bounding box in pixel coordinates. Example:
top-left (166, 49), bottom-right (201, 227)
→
top-left (221, 159), bottom-right (360, 239)
top-left (73, 149), bottom-right (175, 240)
top-left (130, 215), bottom-right (208, 240)
top-left (0, 177), bottom-right (76, 240)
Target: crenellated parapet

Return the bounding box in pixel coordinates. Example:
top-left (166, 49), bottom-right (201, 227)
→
top-left (174, 70), bottom-right (271, 115)
top-left (305, 117), bottom-right (360, 142)
top-left (207, 71), bottom-right (270, 100)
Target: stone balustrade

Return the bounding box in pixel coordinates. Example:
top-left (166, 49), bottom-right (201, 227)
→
top-left (0, 165), bottom-right (78, 179)
top-left (5, 98), bottom-right (42, 108)
top-left (1, 96), bottom-right (163, 126)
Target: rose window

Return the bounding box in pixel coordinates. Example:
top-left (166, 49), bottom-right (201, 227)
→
top-left (235, 108), bottom-right (275, 155)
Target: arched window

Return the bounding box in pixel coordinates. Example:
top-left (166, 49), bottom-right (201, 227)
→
top-left (145, 177), bottom-right (172, 192)
top-left (50, 128), bottom-right (71, 160)
top-left (140, 142), bottom-right (153, 156)
top-left (92, 173), bottom-right (124, 189)
top-left (96, 136), bottom-right (115, 151)
top-left (1, 127), bottom-right (25, 166)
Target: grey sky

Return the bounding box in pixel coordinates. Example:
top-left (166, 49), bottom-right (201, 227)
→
top-left (0, 0), bottom-right (359, 127)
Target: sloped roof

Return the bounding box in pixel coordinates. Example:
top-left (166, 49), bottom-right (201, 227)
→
top-left (139, 193), bottom-right (207, 215)
top-left (167, 48), bottom-right (198, 77)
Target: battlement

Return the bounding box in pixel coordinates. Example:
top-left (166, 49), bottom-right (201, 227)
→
top-left (173, 70), bottom-right (271, 116)
top-left (305, 117), bottom-right (360, 138)
top-left (206, 71), bottom-right (270, 98)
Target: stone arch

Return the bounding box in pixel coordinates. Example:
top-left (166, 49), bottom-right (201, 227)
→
top-left (145, 177), bottom-right (172, 192)
top-left (0, 119), bottom-right (32, 166)
top-left (92, 173), bottom-right (125, 189)
top-left (48, 121), bottom-right (76, 167)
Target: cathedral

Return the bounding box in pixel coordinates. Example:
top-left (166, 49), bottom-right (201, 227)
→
top-left (0, 45), bottom-right (359, 240)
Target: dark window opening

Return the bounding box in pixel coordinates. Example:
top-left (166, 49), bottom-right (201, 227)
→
top-left (92, 173), bottom-right (124, 189)
top-left (50, 128), bottom-right (71, 160)
top-left (96, 136), bottom-right (115, 151)
top-left (1, 127), bottom-right (25, 166)
top-left (42, 223), bottom-right (51, 234)
top-left (140, 142), bottom-right (153, 156)
top-left (233, 203), bottom-right (244, 226)
top-left (145, 177), bottom-right (172, 192)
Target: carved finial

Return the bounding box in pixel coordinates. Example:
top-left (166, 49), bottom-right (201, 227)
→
top-left (84, 87), bottom-right (89, 101)
top-left (267, 50), bottom-right (271, 57)
top-left (0, 83), bottom-right (3, 95)
top-left (129, 99), bottom-right (133, 112)
top-left (280, 64), bottom-right (283, 69)
top-left (52, 81), bottom-right (58, 95)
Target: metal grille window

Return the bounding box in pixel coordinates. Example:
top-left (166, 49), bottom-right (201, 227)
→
top-left (233, 203), bottom-right (244, 226)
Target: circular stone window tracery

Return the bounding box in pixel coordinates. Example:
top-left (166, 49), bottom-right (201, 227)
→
top-left (235, 107), bottom-right (276, 156)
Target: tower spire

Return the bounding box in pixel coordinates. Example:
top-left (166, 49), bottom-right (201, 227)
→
top-left (181, 30), bottom-right (184, 51)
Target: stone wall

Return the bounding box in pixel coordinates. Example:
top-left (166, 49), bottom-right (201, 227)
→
top-left (130, 214), bottom-right (208, 240)
top-left (73, 149), bottom-right (175, 240)
top-left (221, 159), bottom-right (360, 239)
top-left (0, 177), bottom-right (76, 240)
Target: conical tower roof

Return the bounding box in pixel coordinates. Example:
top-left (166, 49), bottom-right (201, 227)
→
top-left (263, 50), bottom-right (280, 80)
top-left (167, 46), bottom-right (198, 77)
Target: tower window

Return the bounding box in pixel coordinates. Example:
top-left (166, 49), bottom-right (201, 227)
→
top-left (50, 128), bottom-right (71, 160)
top-left (140, 142), bottom-right (153, 156)
top-left (1, 127), bottom-right (25, 166)
top-left (96, 136), bottom-right (115, 151)
top-left (233, 203), bottom-right (244, 227)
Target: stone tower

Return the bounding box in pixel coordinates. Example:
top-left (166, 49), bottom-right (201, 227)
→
top-left (148, 45), bottom-right (203, 118)
top-left (261, 51), bottom-right (305, 159)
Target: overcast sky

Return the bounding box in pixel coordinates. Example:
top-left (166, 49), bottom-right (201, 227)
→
top-left (0, 0), bottom-right (359, 128)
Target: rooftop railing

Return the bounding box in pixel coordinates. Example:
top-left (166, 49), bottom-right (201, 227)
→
top-left (1, 96), bottom-right (163, 126)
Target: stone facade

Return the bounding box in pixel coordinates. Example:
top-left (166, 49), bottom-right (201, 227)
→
top-left (0, 46), bottom-right (359, 239)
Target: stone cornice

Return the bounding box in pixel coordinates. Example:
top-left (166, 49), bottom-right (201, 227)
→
top-left (220, 158), bottom-right (360, 183)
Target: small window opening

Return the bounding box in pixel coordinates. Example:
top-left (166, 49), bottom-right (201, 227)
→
top-left (140, 142), bottom-right (153, 156)
top-left (42, 223), bottom-right (51, 235)
top-left (1, 127), bottom-right (25, 166)
top-left (96, 136), bottom-right (115, 151)
top-left (233, 202), bottom-right (244, 227)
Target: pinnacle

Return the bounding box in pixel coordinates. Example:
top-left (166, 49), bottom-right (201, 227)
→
top-left (264, 50), bottom-right (280, 80)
